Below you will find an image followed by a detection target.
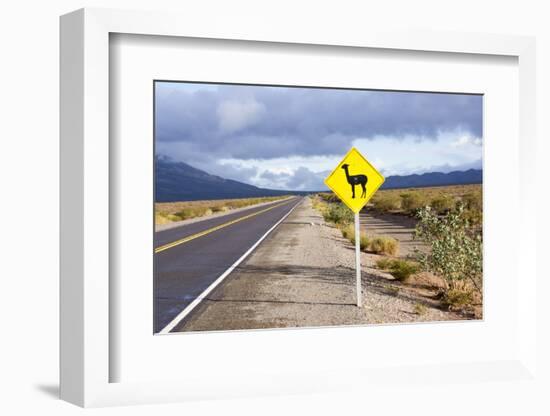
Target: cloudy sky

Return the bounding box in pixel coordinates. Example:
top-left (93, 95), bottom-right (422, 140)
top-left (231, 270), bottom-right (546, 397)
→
top-left (155, 82), bottom-right (483, 191)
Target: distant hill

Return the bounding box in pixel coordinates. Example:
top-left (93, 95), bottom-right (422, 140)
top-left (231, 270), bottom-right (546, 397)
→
top-left (381, 169), bottom-right (482, 190)
top-left (156, 157), bottom-right (482, 202)
top-left (155, 157), bottom-right (309, 202)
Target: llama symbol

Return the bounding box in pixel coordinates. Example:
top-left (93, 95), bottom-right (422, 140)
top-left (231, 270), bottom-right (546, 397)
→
top-left (341, 163), bottom-right (368, 199)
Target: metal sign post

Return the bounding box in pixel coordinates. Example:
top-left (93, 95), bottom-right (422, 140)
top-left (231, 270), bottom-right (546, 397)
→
top-left (355, 212), bottom-right (362, 307)
top-left (324, 147), bottom-right (385, 308)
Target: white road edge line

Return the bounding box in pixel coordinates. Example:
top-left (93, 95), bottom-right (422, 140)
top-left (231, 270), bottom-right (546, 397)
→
top-left (158, 197), bottom-right (303, 334)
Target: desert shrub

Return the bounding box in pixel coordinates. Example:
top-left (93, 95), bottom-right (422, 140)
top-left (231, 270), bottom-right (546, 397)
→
top-left (376, 258), bottom-right (419, 282)
top-left (370, 236), bottom-right (399, 255)
top-left (372, 194), bottom-right (401, 212)
top-left (176, 206), bottom-right (211, 220)
top-left (323, 203), bottom-right (354, 225)
top-left (415, 205), bottom-right (482, 294)
top-left (375, 258), bottom-right (393, 270)
top-left (340, 224), bottom-right (369, 250)
top-left (430, 194), bottom-right (455, 214)
top-left (357, 235), bottom-right (370, 251)
top-left (389, 260), bottom-right (420, 282)
top-left (340, 224), bottom-right (354, 240)
top-left (400, 192), bottom-right (428, 214)
top-left (441, 288), bottom-right (474, 310)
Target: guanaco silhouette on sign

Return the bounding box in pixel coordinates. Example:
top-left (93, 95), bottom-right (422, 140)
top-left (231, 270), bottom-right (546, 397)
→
top-left (341, 163), bottom-right (368, 199)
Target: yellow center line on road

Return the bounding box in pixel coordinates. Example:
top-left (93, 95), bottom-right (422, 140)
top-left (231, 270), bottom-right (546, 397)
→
top-left (154, 198), bottom-right (296, 253)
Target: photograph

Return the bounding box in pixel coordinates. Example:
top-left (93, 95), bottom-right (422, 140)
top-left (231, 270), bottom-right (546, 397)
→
top-left (154, 81), bottom-right (483, 334)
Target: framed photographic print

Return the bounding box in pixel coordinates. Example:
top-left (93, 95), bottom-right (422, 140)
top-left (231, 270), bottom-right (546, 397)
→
top-left (152, 81), bottom-right (483, 335)
top-left (60, 8), bottom-right (538, 408)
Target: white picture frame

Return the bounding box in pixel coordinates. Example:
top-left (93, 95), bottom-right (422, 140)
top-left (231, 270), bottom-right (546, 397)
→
top-left (60, 8), bottom-right (538, 408)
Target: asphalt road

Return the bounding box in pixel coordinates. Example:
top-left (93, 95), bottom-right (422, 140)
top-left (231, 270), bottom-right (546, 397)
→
top-left (154, 196), bottom-right (303, 333)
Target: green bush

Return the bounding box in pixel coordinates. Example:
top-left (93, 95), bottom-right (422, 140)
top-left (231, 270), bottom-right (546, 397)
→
top-left (400, 192), bottom-right (428, 214)
top-left (390, 260), bottom-right (420, 282)
top-left (323, 203), bottom-right (354, 225)
top-left (415, 205), bottom-right (482, 294)
top-left (376, 258), bottom-right (419, 282)
top-left (370, 236), bottom-right (399, 255)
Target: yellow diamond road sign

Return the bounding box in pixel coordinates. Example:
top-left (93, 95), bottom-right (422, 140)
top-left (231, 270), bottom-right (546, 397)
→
top-left (324, 147), bottom-right (385, 213)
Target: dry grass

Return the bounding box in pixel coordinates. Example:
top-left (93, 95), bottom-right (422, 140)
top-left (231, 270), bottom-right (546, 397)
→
top-left (413, 303), bottom-right (428, 315)
top-left (442, 288), bottom-right (474, 310)
top-left (370, 184), bottom-right (482, 224)
top-left (155, 195), bottom-right (289, 225)
top-left (369, 236), bottom-right (399, 255)
top-left (374, 184), bottom-right (481, 201)
top-left (339, 224), bottom-right (370, 250)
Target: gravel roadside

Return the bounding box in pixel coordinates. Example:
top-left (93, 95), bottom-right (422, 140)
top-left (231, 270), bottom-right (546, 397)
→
top-left (177, 197), bottom-right (462, 332)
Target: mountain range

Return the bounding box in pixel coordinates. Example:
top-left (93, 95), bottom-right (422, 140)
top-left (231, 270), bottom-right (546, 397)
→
top-left (380, 168), bottom-right (482, 190)
top-left (155, 157), bottom-right (308, 202)
top-left (156, 157), bottom-right (482, 202)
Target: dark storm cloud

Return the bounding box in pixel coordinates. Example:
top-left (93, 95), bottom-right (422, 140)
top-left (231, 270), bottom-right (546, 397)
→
top-left (155, 83), bottom-right (483, 161)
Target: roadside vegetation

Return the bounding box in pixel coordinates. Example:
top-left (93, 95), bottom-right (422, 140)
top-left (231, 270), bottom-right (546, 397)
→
top-left (414, 204), bottom-right (482, 314)
top-left (340, 224), bottom-right (370, 250)
top-left (155, 195), bottom-right (290, 225)
top-left (370, 184), bottom-right (482, 223)
top-left (313, 184), bottom-right (483, 317)
top-left (369, 236), bottom-right (399, 256)
top-left (312, 195), bottom-right (399, 256)
top-left (318, 184), bottom-right (482, 224)
top-left (376, 258), bottom-right (420, 282)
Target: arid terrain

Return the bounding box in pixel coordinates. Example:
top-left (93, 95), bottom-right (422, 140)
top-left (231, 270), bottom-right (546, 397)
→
top-left (175, 197), bottom-right (467, 332)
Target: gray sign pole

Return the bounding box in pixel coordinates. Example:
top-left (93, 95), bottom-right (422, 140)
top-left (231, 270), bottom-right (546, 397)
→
top-left (355, 212), bottom-right (362, 307)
